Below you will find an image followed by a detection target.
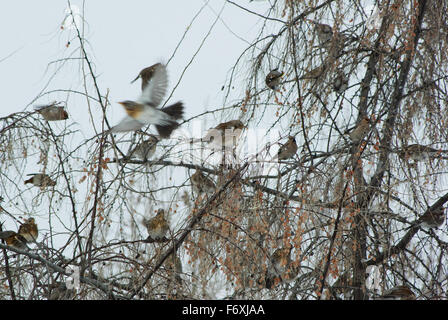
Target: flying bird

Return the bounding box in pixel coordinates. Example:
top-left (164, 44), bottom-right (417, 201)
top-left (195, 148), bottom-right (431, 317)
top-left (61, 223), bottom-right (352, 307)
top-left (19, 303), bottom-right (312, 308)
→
top-left (110, 63), bottom-right (184, 138)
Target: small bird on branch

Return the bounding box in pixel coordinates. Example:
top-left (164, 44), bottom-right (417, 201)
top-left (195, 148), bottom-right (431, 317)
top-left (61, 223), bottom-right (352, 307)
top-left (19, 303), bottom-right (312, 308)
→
top-left (0, 218), bottom-right (38, 250)
top-left (275, 136), bottom-right (298, 161)
top-left (143, 209), bottom-right (169, 243)
top-left (191, 169), bottom-right (216, 195)
top-left (265, 69), bottom-right (284, 91)
top-left (379, 285), bottom-right (415, 300)
top-left (34, 102), bottom-right (69, 121)
top-left (127, 135), bottom-right (159, 161)
top-left (24, 173), bottom-right (56, 188)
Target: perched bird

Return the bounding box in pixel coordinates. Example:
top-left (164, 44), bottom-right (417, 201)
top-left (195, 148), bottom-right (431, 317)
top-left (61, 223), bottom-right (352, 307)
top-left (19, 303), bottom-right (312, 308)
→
top-left (47, 282), bottom-right (76, 300)
top-left (347, 117), bottom-right (370, 143)
top-left (333, 72), bottom-right (349, 93)
top-left (0, 231), bottom-right (28, 250)
top-left (191, 170), bottom-right (216, 195)
top-left (380, 285), bottom-right (415, 300)
top-left (143, 209), bottom-right (169, 242)
top-left (199, 120), bottom-right (246, 149)
top-left (300, 65), bottom-right (326, 80)
top-left (128, 135), bottom-right (159, 161)
top-left (418, 207), bottom-right (445, 229)
top-left (18, 218), bottom-right (38, 242)
top-left (266, 246), bottom-right (292, 288)
top-left (164, 252), bottom-right (183, 283)
top-left (270, 247), bottom-right (292, 275)
top-left (110, 63), bottom-right (184, 138)
top-left (34, 103), bottom-right (68, 121)
top-left (214, 120), bottom-right (245, 132)
top-left (398, 144), bottom-right (442, 162)
top-left (308, 20), bottom-right (333, 44)
top-left (308, 19), bottom-right (357, 55)
top-left (24, 174), bottom-right (56, 188)
top-left (265, 69), bottom-right (284, 90)
top-left (130, 63), bottom-right (162, 90)
top-left (277, 136), bottom-right (298, 160)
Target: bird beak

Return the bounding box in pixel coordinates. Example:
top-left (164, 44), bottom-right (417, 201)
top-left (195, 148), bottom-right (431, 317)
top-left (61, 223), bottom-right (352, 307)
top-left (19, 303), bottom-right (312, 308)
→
top-left (130, 75), bottom-right (139, 84)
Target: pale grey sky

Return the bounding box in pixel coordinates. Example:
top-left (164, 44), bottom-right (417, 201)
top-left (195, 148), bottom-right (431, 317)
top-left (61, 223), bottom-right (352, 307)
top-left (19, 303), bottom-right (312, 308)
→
top-left (0, 0), bottom-right (272, 134)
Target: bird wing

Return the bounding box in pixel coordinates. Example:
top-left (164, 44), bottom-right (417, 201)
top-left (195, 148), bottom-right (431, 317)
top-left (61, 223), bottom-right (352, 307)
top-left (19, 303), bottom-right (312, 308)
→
top-left (110, 116), bottom-right (145, 132)
top-left (138, 64), bottom-right (168, 107)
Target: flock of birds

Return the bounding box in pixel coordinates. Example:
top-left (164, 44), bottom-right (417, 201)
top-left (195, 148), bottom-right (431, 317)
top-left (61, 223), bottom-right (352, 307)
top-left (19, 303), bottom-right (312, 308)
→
top-left (1, 19), bottom-right (446, 298)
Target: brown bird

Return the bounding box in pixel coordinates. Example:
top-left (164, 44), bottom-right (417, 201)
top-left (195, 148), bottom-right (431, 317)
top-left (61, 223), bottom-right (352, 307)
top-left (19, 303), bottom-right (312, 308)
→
top-left (47, 282), bottom-right (76, 300)
top-left (277, 136), bottom-right (298, 160)
top-left (199, 120), bottom-right (246, 149)
top-left (110, 63), bottom-right (184, 138)
top-left (35, 103), bottom-right (68, 121)
top-left (18, 218), bottom-right (38, 242)
top-left (265, 69), bottom-right (284, 90)
top-left (191, 170), bottom-right (216, 195)
top-left (418, 207), bottom-right (445, 229)
top-left (300, 64), bottom-right (327, 80)
top-left (311, 20), bottom-right (333, 43)
top-left (380, 285), bottom-right (415, 300)
top-left (143, 209), bottom-right (169, 241)
top-left (128, 135), bottom-right (159, 161)
top-left (24, 174), bottom-right (56, 187)
top-left (398, 144), bottom-right (442, 162)
top-left (266, 246), bottom-right (292, 288)
top-left (333, 72), bottom-right (349, 93)
top-left (347, 117), bottom-right (370, 143)
top-left (308, 19), bottom-right (357, 52)
top-left (0, 231), bottom-right (28, 250)
top-left (270, 247), bottom-right (292, 275)
top-left (164, 252), bottom-right (183, 283)
top-left (130, 63), bottom-right (163, 91)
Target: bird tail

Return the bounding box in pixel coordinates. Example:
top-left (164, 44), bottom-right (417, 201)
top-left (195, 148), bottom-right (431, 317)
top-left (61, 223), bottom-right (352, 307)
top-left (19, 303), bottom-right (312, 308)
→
top-left (156, 121), bottom-right (180, 139)
top-left (155, 102), bottom-right (184, 138)
top-left (161, 102), bottom-right (184, 120)
top-left (24, 178), bottom-right (33, 184)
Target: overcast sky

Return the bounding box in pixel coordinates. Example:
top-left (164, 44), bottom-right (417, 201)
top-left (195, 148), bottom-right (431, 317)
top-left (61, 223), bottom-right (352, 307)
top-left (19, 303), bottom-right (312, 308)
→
top-left (0, 2), bottom-right (276, 298)
top-left (1, 0), bottom-right (273, 135)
